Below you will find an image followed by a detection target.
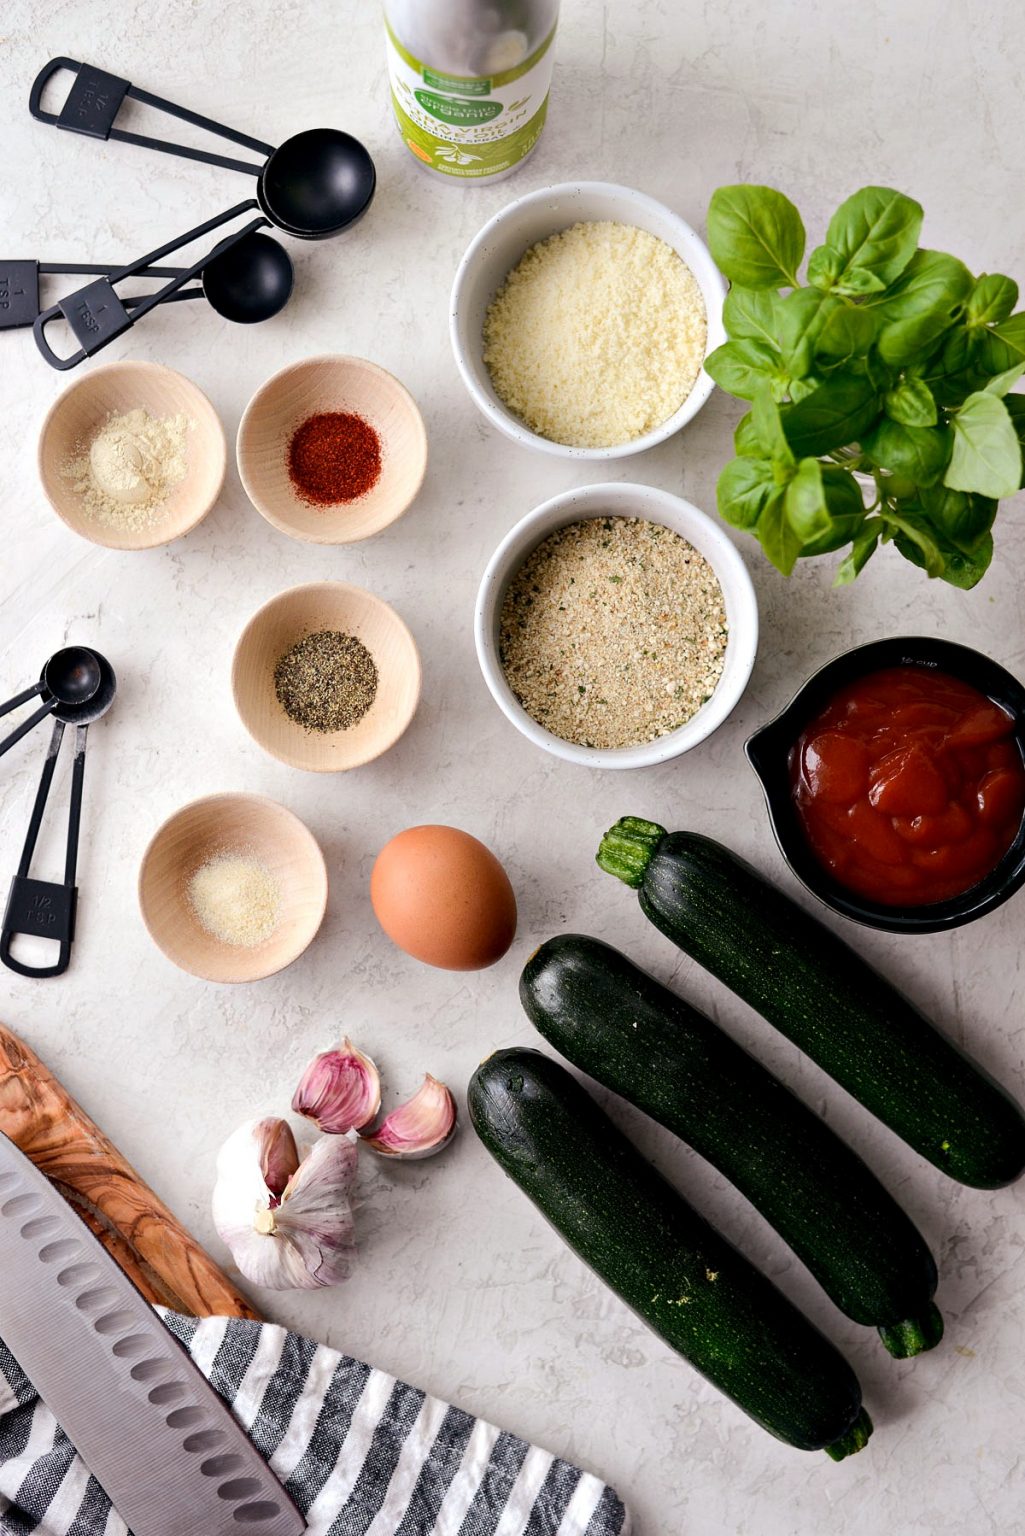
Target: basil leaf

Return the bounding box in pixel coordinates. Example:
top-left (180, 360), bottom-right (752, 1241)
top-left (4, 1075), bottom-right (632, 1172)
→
top-left (834, 518), bottom-right (883, 584)
top-left (945, 392), bottom-right (1023, 498)
top-left (815, 303), bottom-right (878, 366)
top-left (862, 418), bottom-right (952, 485)
top-left (754, 490), bottom-right (804, 576)
top-left (781, 374), bottom-right (881, 457)
top-left (803, 468), bottom-right (868, 554)
top-left (983, 362), bottom-right (1025, 397)
top-left (716, 455), bottom-right (779, 529)
top-left (916, 485), bottom-right (997, 553)
top-left (776, 290), bottom-right (876, 377)
top-left (783, 457), bottom-right (832, 542)
top-left (776, 289), bottom-right (835, 377)
top-left (733, 411), bottom-right (761, 457)
top-left (921, 326), bottom-right (987, 406)
top-left (883, 510), bottom-right (946, 578)
top-left (1003, 395), bottom-right (1025, 482)
top-left (966, 274), bottom-right (1018, 327)
top-left (932, 533), bottom-right (993, 589)
top-left (820, 187), bottom-right (923, 292)
top-left (707, 186), bottom-right (805, 289)
top-left (752, 383), bottom-right (795, 466)
top-left (870, 250), bottom-right (974, 365)
top-left (789, 376), bottom-right (821, 402)
top-left (723, 286), bottom-right (781, 346)
top-left (704, 338), bottom-right (781, 399)
top-left (837, 266), bottom-right (888, 296)
top-left (890, 516), bottom-right (993, 588)
top-left (885, 378), bottom-right (937, 426)
top-left (977, 313), bottom-right (1025, 374)
top-left (806, 245), bottom-right (843, 291)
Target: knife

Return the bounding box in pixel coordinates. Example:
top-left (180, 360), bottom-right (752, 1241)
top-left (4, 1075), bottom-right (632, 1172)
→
top-left (0, 1131), bottom-right (306, 1536)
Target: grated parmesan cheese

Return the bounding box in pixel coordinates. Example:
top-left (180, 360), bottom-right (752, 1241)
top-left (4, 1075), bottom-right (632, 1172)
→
top-left (482, 221), bottom-right (707, 449)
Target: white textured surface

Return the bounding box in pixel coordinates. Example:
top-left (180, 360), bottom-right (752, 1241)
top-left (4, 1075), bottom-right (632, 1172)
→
top-left (2, 4), bottom-right (1024, 1532)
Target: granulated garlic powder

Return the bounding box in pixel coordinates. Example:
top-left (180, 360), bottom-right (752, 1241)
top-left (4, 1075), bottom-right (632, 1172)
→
top-left (499, 516), bottom-right (728, 750)
top-left (483, 221), bottom-right (707, 449)
top-left (63, 407), bottom-right (192, 531)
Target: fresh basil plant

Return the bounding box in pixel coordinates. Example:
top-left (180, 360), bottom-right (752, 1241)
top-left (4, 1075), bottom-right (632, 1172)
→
top-left (705, 185), bottom-right (1025, 587)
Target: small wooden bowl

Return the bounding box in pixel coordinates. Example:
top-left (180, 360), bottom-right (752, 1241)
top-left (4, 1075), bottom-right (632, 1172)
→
top-left (232, 581), bottom-right (421, 771)
top-left (38, 360), bottom-right (226, 551)
top-left (138, 792), bottom-right (328, 983)
top-left (236, 355), bottom-right (428, 544)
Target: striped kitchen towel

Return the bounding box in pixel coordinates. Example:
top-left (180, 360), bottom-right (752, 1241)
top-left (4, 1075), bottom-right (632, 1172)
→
top-left (0, 1311), bottom-right (630, 1536)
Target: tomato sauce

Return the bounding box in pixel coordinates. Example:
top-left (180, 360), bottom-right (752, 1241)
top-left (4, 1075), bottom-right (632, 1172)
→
top-left (790, 666), bottom-right (1025, 907)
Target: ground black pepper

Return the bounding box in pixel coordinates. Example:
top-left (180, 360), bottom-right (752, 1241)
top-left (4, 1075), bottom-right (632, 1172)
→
top-left (274, 630), bottom-right (379, 733)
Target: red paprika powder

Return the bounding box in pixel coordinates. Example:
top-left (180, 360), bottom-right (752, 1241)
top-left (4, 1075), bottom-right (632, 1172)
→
top-left (287, 411), bottom-right (382, 506)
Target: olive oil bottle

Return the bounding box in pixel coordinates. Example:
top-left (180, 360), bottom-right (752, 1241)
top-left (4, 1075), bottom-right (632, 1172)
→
top-left (384, 0), bottom-right (560, 182)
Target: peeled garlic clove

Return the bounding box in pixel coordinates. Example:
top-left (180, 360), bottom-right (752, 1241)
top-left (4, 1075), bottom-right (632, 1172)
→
top-left (212, 1120), bottom-right (358, 1291)
top-left (361, 1074), bottom-right (457, 1160)
top-left (292, 1037), bottom-right (382, 1135)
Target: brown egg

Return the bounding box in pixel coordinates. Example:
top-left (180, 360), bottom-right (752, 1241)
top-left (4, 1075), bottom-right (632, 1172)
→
top-left (370, 824), bottom-right (517, 970)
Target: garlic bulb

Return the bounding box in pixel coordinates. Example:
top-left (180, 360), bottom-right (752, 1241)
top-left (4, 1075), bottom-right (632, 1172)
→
top-left (212, 1118), bottom-right (358, 1290)
top-left (292, 1037), bottom-right (381, 1134)
top-left (360, 1075), bottom-right (457, 1160)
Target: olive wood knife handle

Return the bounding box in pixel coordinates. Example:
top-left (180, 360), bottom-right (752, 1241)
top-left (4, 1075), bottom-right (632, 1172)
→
top-left (0, 1022), bottom-right (257, 1319)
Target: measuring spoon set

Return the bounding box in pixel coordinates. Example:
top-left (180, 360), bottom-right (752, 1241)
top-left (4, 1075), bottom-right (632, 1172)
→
top-left (19, 57), bottom-right (377, 369)
top-left (0, 646), bottom-right (116, 977)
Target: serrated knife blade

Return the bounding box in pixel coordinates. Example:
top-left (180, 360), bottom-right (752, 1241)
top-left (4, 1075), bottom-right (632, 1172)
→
top-left (0, 1131), bottom-right (306, 1536)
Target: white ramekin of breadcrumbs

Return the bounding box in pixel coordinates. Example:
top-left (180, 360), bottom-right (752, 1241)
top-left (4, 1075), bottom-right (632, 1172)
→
top-left (450, 182), bottom-right (726, 460)
top-left (475, 483), bottom-right (758, 769)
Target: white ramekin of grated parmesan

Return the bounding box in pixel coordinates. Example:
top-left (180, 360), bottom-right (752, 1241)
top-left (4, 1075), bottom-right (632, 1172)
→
top-left (474, 482), bottom-right (758, 770)
top-left (450, 182), bottom-right (726, 459)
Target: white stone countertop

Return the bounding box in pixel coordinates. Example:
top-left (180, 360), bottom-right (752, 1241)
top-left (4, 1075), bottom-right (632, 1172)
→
top-left (1, 3), bottom-right (1024, 1532)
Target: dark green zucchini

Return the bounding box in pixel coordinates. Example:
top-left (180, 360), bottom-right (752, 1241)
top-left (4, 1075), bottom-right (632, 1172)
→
top-left (469, 1047), bottom-right (872, 1459)
top-left (597, 819), bottom-right (1025, 1190)
top-left (520, 934), bottom-right (942, 1358)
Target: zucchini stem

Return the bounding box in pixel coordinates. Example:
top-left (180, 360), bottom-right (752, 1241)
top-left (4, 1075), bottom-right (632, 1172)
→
top-left (824, 1407), bottom-right (873, 1461)
top-left (596, 817), bottom-right (667, 887)
top-left (877, 1301), bottom-right (944, 1358)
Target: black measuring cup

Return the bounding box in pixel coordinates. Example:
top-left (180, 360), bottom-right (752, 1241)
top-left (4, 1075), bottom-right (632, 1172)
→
top-left (0, 647), bottom-right (116, 979)
top-left (32, 216), bottom-right (296, 368)
top-left (30, 58), bottom-right (376, 238)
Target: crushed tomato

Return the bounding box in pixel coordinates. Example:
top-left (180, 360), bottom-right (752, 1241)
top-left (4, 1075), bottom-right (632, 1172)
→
top-left (790, 665), bottom-right (1025, 907)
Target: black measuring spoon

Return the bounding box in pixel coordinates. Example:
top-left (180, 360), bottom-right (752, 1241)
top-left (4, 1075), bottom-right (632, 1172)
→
top-left (0, 648), bottom-right (116, 979)
top-left (34, 214), bottom-right (294, 369)
top-left (0, 645), bottom-right (101, 759)
top-left (30, 57), bottom-right (376, 239)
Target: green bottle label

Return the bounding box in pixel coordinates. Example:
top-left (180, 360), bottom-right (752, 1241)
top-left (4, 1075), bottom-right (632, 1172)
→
top-left (385, 20), bottom-right (556, 179)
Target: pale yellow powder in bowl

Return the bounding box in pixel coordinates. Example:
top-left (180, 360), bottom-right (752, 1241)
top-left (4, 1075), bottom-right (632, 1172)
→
top-left (187, 853), bottom-right (281, 949)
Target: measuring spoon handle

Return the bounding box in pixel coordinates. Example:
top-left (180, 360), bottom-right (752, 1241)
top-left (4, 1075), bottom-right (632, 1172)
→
top-left (0, 720), bottom-right (74, 980)
top-left (32, 205), bottom-right (264, 370)
top-left (30, 57), bottom-right (273, 175)
top-left (0, 696), bottom-right (57, 759)
top-left (0, 681), bottom-right (44, 721)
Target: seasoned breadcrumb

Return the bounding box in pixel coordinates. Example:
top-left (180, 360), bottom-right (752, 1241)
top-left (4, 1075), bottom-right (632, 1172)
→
top-left (499, 517), bottom-right (728, 750)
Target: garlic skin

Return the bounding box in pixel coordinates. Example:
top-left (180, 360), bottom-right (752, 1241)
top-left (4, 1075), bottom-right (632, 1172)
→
top-left (212, 1118), bottom-right (358, 1290)
top-left (260, 1116), bottom-right (301, 1197)
top-left (292, 1037), bottom-right (382, 1135)
top-left (360, 1074), bottom-right (457, 1160)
